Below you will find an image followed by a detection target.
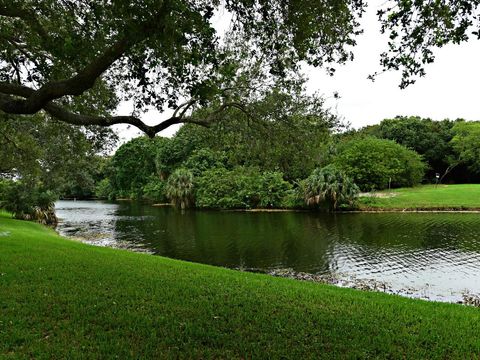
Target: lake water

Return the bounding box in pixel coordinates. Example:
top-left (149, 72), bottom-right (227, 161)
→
top-left (55, 200), bottom-right (480, 303)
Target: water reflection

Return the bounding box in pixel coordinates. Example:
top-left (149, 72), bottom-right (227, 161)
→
top-left (56, 200), bottom-right (480, 302)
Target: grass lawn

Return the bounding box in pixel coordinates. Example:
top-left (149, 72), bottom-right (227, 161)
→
top-left (358, 184), bottom-right (480, 210)
top-left (1, 214), bottom-right (480, 358)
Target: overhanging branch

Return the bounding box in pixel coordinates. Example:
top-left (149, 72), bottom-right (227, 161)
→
top-left (0, 4), bottom-right (166, 115)
top-left (0, 83), bottom-right (250, 138)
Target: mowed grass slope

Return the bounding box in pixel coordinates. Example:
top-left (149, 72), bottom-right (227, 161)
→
top-left (1, 214), bottom-right (480, 358)
top-left (359, 184), bottom-right (480, 210)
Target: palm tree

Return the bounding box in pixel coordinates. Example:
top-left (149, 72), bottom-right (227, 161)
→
top-left (303, 165), bottom-right (359, 211)
top-left (166, 168), bottom-right (195, 209)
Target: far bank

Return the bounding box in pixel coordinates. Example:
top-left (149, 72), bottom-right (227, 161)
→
top-left (357, 184), bottom-right (480, 211)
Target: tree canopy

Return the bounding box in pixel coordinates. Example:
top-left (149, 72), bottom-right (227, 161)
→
top-left (2, 0), bottom-right (479, 135)
top-left (0, 0), bottom-right (364, 136)
top-left (334, 137), bottom-right (426, 191)
top-left (0, 112), bottom-right (116, 189)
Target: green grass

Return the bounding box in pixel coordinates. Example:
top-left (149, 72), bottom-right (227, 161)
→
top-left (1, 215), bottom-right (480, 358)
top-left (359, 184), bottom-right (480, 210)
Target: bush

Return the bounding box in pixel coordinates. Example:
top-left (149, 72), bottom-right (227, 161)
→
top-left (334, 137), bottom-right (426, 191)
top-left (142, 178), bottom-right (167, 203)
top-left (195, 168), bottom-right (257, 209)
top-left (257, 171), bottom-right (292, 208)
top-left (95, 178), bottom-right (114, 200)
top-left (280, 187), bottom-right (306, 209)
top-left (195, 167), bottom-right (291, 209)
top-left (166, 168), bottom-right (195, 209)
top-left (0, 181), bottom-right (58, 225)
top-left (303, 165), bottom-right (359, 210)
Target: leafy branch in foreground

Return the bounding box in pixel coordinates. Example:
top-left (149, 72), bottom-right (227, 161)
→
top-left (0, 0), bottom-right (364, 136)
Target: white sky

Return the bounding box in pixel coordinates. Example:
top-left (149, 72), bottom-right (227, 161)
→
top-left (114, 1), bottom-right (480, 143)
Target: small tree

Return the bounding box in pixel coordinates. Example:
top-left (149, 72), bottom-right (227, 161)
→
top-left (303, 165), bottom-right (359, 211)
top-left (166, 169), bottom-right (195, 209)
top-left (334, 137), bottom-right (426, 191)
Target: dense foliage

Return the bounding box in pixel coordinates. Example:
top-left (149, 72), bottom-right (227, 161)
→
top-left (109, 137), bottom-right (159, 199)
top-left (375, 117), bottom-right (455, 179)
top-left (9, 113), bottom-right (480, 214)
top-left (334, 137), bottom-right (426, 191)
top-left (450, 121), bottom-right (480, 175)
top-left (101, 88), bottom-right (343, 210)
top-left (346, 117), bottom-right (480, 184)
top-left (195, 168), bottom-right (291, 209)
top-left (0, 112), bottom-right (117, 221)
top-left (101, 116), bottom-right (480, 210)
top-left (0, 180), bottom-right (57, 225)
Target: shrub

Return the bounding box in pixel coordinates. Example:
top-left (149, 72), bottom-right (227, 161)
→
top-left (195, 167), bottom-right (291, 209)
top-left (166, 168), bottom-right (195, 209)
top-left (142, 178), bottom-right (167, 203)
top-left (95, 178), bottom-right (114, 200)
top-left (0, 181), bottom-right (58, 225)
top-left (280, 187), bottom-right (306, 209)
top-left (257, 171), bottom-right (292, 208)
top-left (334, 137), bottom-right (426, 191)
top-left (303, 165), bottom-right (359, 210)
top-left (195, 168), bottom-right (259, 209)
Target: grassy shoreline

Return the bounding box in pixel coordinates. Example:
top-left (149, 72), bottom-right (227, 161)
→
top-left (2, 215), bottom-right (480, 358)
top-left (358, 184), bottom-right (480, 211)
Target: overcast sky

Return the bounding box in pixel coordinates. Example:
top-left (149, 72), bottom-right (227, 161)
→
top-left (114, 0), bottom-right (480, 143)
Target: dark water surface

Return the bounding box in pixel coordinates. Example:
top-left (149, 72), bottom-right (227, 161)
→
top-left (55, 200), bottom-right (480, 302)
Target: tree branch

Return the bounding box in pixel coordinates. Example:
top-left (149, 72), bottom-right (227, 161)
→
top-left (0, 5), bottom-right (50, 43)
top-left (0, 37), bottom-right (132, 114)
top-left (0, 83), bottom-right (250, 137)
top-left (0, 4), bottom-right (166, 115)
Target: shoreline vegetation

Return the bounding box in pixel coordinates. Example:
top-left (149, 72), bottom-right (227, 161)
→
top-left (2, 214), bottom-right (480, 358)
top-left (98, 184), bottom-right (480, 213)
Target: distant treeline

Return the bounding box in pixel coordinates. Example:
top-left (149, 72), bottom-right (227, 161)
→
top-left (88, 116), bottom-right (480, 210)
top-left (3, 112), bottom-right (480, 215)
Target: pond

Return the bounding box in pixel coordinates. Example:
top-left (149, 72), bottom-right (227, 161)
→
top-left (55, 200), bottom-right (480, 303)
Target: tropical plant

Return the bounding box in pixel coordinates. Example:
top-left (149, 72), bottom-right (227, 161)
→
top-left (303, 165), bottom-right (359, 211)
top-left (0, 181), bottom-right (58, 225)
top-left (165, 169), bottom-right (195, 209)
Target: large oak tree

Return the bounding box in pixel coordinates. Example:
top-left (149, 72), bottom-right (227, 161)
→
top-left (1, 0), bottom-right (479, 136)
